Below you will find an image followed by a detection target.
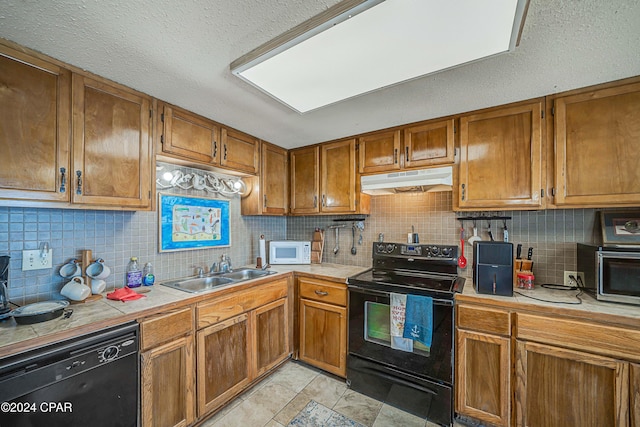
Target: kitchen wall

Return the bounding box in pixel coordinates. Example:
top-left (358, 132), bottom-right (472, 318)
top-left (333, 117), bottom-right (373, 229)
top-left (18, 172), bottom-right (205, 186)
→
top-left (1, 163), bottom-right (286, 306)
top-left (287, 191), bottom-right (598, 285)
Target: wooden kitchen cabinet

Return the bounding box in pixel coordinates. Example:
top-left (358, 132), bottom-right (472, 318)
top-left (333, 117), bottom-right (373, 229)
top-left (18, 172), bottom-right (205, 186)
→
top-left (0, 44), bottom-right (71, 204)
top-left (297, 277), bottom-right (347, 377)
top-left (159, 102), bottom-right (220, 164)
top-left (358, 129), bottom-right (402, 174)
top-left (455, 304), bottom-right (511, 427)
top-left (551, 79), bottom-right (640, 207)
top-left (140, 307), bottom-right (195, 427)
top-left (241, 141), bottom-right (288, 215)
top-left (457, 99), bottom-right (544, 210)
top-left (220, 127), bottom-right (260, 174)
top-left (71, 74), bottom-right (152, 209)
top-left (290, 145), bottom-right (320, 214)
top-left (196, 277), bottom-right (291, 416)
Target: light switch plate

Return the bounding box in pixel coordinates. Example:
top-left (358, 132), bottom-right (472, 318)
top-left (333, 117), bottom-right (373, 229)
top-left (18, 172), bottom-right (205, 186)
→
top-left (22, 249), bottom-right (53, 271)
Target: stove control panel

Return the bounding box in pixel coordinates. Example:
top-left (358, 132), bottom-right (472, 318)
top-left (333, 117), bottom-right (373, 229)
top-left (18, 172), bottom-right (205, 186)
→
top-left (375, 243), bottom-right (457, 259)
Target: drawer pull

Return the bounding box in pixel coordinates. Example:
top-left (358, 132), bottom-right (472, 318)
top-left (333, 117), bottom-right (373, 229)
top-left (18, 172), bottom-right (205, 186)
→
top-left (314, 290), bottom-right (329, 296)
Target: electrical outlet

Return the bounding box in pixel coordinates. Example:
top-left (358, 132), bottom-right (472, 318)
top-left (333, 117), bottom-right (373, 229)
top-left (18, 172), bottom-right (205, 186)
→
top-left (563, 270), bottom-right (584, 287)
top-left (22, 249), bottom-right (53, 271)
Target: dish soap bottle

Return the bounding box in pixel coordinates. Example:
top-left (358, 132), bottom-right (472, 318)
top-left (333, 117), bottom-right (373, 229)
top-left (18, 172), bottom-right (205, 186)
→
top-left (142, 262), bottom-right (155, 286)
top-left (126, 257), bottom-right (142, 288)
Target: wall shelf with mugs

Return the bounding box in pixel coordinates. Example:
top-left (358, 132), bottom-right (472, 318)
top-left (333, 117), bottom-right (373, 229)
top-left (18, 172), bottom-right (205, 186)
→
top-left (59, 250), bottom-right (111, 303)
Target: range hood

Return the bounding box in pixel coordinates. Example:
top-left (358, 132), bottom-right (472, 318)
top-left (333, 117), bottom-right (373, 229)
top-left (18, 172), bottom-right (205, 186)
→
top-left (361, 166), bottom-right (453, 195)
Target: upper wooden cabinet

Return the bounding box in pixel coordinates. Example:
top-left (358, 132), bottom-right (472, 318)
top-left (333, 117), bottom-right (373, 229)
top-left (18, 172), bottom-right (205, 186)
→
top-left (0, 45), bottom-right (71, 204)
top-left (220, 128), bottom-right (259, 175)
top-left (457, 99), bottom-right (544, 211)
top-left (72, 74), bottom-right (152, 209)
top-left (358, 119), bottom-right (455, 174)
top-left (551, 79), bottom-right (640, 207)
top-left (241, 141), bottom-right (288, 215)
top-left (159, 103), bottom-right (220, 164)
top-left (290, 145), bottom-right (320, 214)
top-left (290, 139), bottom-right (369, 215)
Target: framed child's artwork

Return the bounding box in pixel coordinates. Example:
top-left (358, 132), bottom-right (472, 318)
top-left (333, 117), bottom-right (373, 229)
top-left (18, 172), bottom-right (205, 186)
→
top-left (159, 193), bottom-right (230, 252)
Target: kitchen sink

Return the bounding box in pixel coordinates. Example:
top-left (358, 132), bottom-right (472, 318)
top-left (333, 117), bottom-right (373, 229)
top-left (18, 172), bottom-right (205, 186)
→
top-left (160, 268), bottom-right (275, 293)
top-left (161, 276), bottom-right (235, 293)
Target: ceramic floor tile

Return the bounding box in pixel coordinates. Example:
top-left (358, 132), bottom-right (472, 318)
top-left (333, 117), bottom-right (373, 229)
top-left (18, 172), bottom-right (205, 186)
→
top-left (372, 404), bottom-right (426, 427)
top-left (265, 420), bottom-right (286, 427)
top-left (300, 374), bottom-right (348, 408)
top-left (268, 361), bottom-right (319, 393)
top-left (209, 399), bottom-right (274, 427)
top-left (245, 381), bottom-right (299, 416)
top-left (199, 398), bottom-right (243, 426)
top-left (287, 400), bottom-right (334, 426)
top-left (274, 392), bottom-right (315, 425)
top-left (332, 389), bottom-right (383, 427)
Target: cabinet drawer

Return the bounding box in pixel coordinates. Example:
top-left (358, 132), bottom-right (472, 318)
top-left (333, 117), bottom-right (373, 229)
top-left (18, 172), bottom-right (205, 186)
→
top-left (457, 304), bottom-right (511, 337)
top-left (298, 277), bottom-right (347, 306)
top-left (197, 278), bottom-right (288, 329)
top-left (140, 307), bottom-right (193, 351)
top-left (516, 313), bottom-right (640, 362)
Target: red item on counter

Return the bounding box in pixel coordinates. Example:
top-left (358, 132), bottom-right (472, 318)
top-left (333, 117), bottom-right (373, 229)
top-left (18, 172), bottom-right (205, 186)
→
top-left (107, 287), bottom-right (146, 302)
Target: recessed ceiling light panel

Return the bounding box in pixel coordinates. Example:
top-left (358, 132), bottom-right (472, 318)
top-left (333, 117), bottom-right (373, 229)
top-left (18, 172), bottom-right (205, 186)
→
top-left (232, 0), bottom-right (529, 113)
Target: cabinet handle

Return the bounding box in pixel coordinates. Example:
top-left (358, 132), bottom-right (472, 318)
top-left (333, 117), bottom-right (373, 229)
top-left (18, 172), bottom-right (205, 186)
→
top-left (321, 194), bottom-right (326, 207)
top-left (461, 183), bottom-right (465, 201)
top-left (314, 290), bottom-right (329, 296)
top-left (405, 146), bottom-right (409, 162)
top-left (223, 144), bottom-right (227, 160)
top-left (551, 187), bottom-right (556, 197)
top-left (263, 194), bottom-right (267, 208)
top-left (313, 195), bottom-right (317, 208)
top-left (59, 168), bottom-right (66, 193)
top-left (213, 141), bottom-right (218, 158)
top-left (76, 171), bottom-right (82, 195)
top-left (394, 149), bottom-right (398, 164)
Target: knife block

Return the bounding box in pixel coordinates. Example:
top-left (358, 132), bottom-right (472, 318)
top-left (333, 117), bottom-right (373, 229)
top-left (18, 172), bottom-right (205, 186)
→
top-left (311, 230), bottom-right (324, 264)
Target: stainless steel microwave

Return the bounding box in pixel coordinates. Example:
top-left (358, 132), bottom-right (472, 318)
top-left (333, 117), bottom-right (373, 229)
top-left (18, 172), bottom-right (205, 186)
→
top-left (577, 244), bottom-right (640, 305)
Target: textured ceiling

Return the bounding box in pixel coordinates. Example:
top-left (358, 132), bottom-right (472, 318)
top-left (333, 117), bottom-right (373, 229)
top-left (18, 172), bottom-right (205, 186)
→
top-left (1, 0), bottom-right (639, 149)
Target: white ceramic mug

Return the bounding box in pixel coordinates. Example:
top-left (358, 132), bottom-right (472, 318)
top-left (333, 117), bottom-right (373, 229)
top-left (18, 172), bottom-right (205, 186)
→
top-left (86, 258), bottom-right (111, 280)
top-left (91, 279), bottom-right (106, 295)
top-left (61, 276), bottom-right (91, 301)
top-left (59, 260), bottom-right (81, 278)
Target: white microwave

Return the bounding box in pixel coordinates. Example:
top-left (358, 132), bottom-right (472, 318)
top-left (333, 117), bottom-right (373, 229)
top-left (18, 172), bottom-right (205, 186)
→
top-left (269, 241), bottom-right (311, 264)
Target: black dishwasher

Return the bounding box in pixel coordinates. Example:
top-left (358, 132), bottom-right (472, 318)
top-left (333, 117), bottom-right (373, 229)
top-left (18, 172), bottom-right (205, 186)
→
top-left (0, 322), bottom-right (139, 427)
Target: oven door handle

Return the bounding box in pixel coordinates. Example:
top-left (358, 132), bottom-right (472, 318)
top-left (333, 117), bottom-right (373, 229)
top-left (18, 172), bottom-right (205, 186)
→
top-left (350, 365), bottom-right (438, 396)
top-left (347, 284), bottom-right (453, 306)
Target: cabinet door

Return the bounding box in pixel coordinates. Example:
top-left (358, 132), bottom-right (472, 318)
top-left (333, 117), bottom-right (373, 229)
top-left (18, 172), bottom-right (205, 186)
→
top-left (299, 298), bottom-right (347, 377)
top-left (403, 119), bottom-right (455, 168)
top-left (221, 128), bottom-right (259, 174)
top-left (458, 101), bottom-right (543, 210)
top-left (141, 336), bottom-right (195, 427)
top-left (71, 74), bottom-right (152, 208)
top-left (515, 340), bottom-right (629, 427)
top-left (358, 130), bottom-right (401, 174)
top-left (456, 329), bottom-right (510, 427)
top-left (0, 46), bottom-right (71, 203)
top-left (262, 142), bottom-right (288, 215)
top-left (161, 104), bottom-right (219, 164)
top-left (197, 313), bottom-right (252, 417)
top-left (320, 139), bottom-right (356, 213)
top-left (290, 146), bottom-right (320, 214)
top-left (255, 298), bottom-right (289, 377)
top-left (632, 363), bottom-right (640, 427)
top-left (554, 82), bottom-right (640, 207)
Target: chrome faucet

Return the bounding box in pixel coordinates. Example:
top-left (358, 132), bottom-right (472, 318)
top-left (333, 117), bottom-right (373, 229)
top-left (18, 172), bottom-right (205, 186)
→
top-left (195, 267), bottom-right (205, 278)
top-left (219, 254), bottom-right (232, 273)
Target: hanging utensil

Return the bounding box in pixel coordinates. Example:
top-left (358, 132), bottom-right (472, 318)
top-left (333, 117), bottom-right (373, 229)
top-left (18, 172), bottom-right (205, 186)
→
top-left (458, 227), bottom-right (467, 268)
top-left (333, 227), bottom-right (340, 254)
top-left (468, 220), bottom-right (482, 245)
top-left (351, 226), bottom-right (357, 255)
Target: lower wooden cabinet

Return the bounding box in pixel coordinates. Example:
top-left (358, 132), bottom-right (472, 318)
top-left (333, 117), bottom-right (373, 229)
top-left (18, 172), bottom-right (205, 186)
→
top-left (297, 277), bottom-right (347, 377)
top-left (515, 340), bottom-right (630, 427)
top-left (255, 298), bottom-right (289, 376)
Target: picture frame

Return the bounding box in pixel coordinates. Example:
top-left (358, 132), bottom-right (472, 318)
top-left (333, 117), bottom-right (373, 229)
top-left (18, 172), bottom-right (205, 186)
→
top-left (158, 193), bottom-right (230, 252)
top-left (600, 210), bottom-right (640, 245)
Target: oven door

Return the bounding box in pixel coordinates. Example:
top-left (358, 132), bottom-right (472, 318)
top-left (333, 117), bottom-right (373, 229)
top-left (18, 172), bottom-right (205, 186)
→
top-left (598, 251), bottom-right (640, 304)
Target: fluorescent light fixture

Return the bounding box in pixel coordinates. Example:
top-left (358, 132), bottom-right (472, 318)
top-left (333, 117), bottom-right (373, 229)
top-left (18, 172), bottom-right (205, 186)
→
top-left (231, 0), bottom-right (529, 113)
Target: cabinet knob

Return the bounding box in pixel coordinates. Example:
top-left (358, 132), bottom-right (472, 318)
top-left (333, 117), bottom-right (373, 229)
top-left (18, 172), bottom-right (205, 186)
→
top-left (405, 146), bottom-right (409, 162)
top-left (314, 290), bottom-right (329, 296)
top-left (263, 194), bottom-right (267, 208)
top-left (213, 141), bottom-right (218, 158)
top-left (461, 183), bottom-right (465, 201)
top-left (76, 171), bottom-right (82, 195)
top-left (59, 168), bottom-right (66, 193)
top-left (313, 195), bottom-right (317, 208)
top-left (223, 144), bottom-right (227, 160)
top-left (394, 148), bottom-right (398, 164)
top-left (321, 194), bottom-right (326, 207)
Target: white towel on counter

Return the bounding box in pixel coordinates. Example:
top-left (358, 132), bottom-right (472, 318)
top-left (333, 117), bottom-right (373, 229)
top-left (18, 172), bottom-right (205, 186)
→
top-left (390, 293), bottom-right (413, 352)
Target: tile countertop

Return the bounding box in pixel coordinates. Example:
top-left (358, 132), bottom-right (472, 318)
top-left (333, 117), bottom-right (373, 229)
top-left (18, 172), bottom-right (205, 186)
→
top-left (458, 282), bottom-right (640, 328)
top-left (0, 263), bottom-right (369, 358)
